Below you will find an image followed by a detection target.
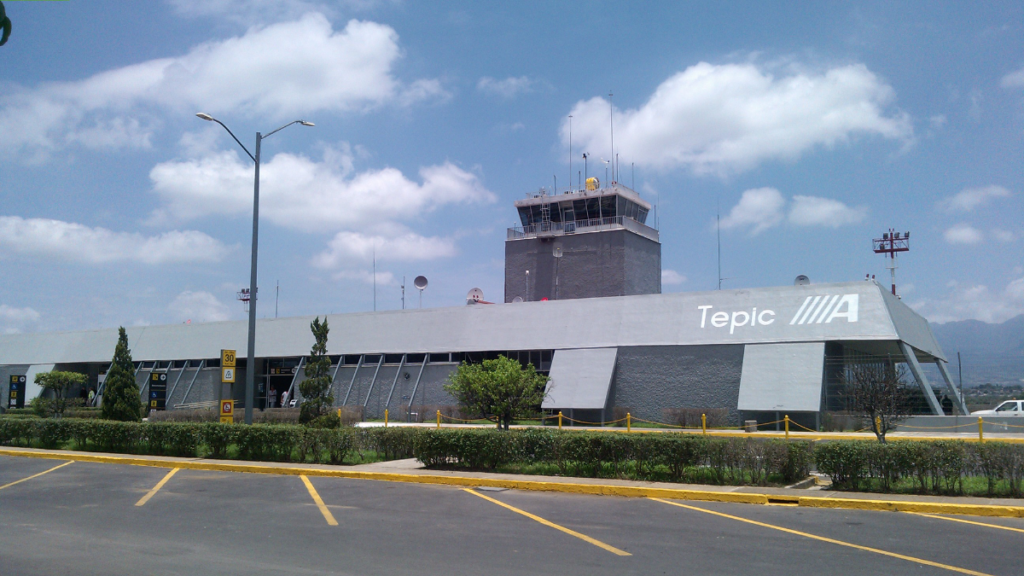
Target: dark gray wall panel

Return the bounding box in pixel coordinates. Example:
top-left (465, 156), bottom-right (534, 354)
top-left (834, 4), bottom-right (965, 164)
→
top-left (612, 345), bottom-right (745, 424)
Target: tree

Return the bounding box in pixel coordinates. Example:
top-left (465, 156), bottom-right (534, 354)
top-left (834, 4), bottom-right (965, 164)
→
top-left (34, 371), bottom-right (87, 418)
top-left (1, 1), bottom-right (12, 47)
top-left (101, 327), bottom-right (143, 422)
top-left (298, 316), bottom-right (334, 425)
top-left (444, 355), bottom-right (548, 430)
top-left (842, 359), bottom-right (913, 443)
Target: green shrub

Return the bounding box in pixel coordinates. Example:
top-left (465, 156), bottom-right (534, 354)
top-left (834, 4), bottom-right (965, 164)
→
top-left (815, 441), bottom-right (866, 490)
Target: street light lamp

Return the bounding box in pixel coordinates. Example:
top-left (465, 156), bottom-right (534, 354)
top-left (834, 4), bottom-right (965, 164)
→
top-left (196, 112), bottom-right (314, 424)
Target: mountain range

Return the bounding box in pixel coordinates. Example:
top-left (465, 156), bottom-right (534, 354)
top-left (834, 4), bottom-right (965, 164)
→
top-left (929, 315), bottom-right (1024, 387)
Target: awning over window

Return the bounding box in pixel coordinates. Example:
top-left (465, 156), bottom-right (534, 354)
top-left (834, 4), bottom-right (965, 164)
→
top-left (23, 364), bottom-right (55, 403)
top-left (541, 348), bottom-right (617, 410)
top-left (737, 343), bottom-right (824, 412)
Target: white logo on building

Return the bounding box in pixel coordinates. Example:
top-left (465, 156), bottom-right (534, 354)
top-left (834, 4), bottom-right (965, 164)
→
top-left (789, 294), bottom-right (859, 325)
top-left (698, 305), bottom-right (776, 334)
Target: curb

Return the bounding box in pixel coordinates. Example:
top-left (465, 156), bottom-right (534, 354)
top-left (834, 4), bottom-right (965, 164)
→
top-left (3, 447), bottom-right (1023, 518)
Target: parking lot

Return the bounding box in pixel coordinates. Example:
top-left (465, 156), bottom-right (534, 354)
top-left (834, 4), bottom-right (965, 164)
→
top-left (1, 455), bottom-right (1022, 576)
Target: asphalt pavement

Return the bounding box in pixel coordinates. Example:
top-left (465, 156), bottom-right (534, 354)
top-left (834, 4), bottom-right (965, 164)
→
top-left (1, 454), bottom-right (1022, 576)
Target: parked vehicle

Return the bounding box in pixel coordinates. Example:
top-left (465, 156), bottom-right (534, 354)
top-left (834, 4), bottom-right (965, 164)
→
top-left (972, 400), bottom-right (1024, 416)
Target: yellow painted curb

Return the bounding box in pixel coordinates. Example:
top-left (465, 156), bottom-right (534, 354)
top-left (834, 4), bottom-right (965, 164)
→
top-left (3, 447), bottom-right (1024, 516)
top-left (797, 496), bottom-right (1024, 518)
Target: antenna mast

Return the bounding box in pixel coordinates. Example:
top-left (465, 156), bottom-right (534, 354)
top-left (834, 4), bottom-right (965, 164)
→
top-left (608, 92), bottom-right (615, 182)
top-left (872, 228), bottom-right (910, 296)
top-left (717, 210), bottom-right (722, 290)
top-left (568, 115), bottom-right (573, 192)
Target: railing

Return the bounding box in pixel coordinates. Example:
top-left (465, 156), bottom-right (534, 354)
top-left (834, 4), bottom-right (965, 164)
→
top-left (507, 215), bottom-right (659, 242)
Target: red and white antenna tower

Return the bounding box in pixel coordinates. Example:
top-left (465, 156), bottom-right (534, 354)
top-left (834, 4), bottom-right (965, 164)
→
top-left (872, 228), bottom-right (910, 296)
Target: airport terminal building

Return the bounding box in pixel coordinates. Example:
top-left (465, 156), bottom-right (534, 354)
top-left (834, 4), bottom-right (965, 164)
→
top-left (0, 183), bottom-right (967, 427)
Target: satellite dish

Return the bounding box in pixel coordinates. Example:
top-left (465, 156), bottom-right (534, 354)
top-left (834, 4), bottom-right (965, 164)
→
top-left (467, 288), bottom-right (484, 303)
top-left (512, 296), bottom-right (524, 303)
top-left (794, 275), bottom-right (810, 286)
top-left (413, 275), bottom-right (428, 308)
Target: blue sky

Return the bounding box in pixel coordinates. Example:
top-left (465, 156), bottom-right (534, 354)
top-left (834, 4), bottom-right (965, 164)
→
top-left (0, 0), bottom-right (1021, 333)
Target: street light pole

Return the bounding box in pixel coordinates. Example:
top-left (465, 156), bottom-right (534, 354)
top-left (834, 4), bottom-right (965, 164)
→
top-left (196, 113), bottom-right (313, 424)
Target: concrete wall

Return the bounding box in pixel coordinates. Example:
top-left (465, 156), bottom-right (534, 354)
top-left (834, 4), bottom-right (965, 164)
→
top-left (611, 345), bottom-right (745, 424)
top-left (902, 415), bottom-right (1024, 434)
top-left (504, 229), bottom-right (661, 302)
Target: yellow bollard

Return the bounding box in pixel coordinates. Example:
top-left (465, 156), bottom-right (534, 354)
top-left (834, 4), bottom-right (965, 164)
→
top-left (701, 413), bottom-right (707, 435)
top-left (785, 415), bottom-right (790, 440)
top-left (875, 415), bottom-right (882, 436)
top-left (437, 410), bottom-right (441, 429)
top-left (337, 408), bottom-right (341, 418)
top-left (385, 409), bottom-right (388, 428)
top-left (978, 417), bottom-right (984, 443)
top-left (627, 412), bottom-right (631, 433)
top-left (558, 411), bottom-right (563, 430)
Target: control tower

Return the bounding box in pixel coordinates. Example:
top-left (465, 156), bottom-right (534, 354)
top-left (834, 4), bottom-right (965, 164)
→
top-left (504, 179), bottom-right (661, 302)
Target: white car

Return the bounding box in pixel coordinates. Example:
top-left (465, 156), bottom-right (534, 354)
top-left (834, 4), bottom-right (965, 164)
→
top-left (972, 400), bottom-right (1024, 416)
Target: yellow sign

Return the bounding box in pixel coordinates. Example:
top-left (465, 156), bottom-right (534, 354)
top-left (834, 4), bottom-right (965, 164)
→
top-left (221, 349), bottom-right (236, 367)
top-left (221, 367), bottom-right (235, 383)
top-left (220, 400), bottom-right (234, 424)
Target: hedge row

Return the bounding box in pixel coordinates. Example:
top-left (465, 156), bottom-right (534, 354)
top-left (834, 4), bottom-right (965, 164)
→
top-left (0, 419), bottom-right (421, 465)
top-left (412, 429), bottom-right (813, 485)
top-left (816, 440), bottom-right (1024, 496)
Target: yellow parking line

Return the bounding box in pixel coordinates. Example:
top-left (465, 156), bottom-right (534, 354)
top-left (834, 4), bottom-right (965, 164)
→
top-left (301, 475), bottom-right (338, 526)
top-left (910, 512), bottom-right (1024, 534)
top-left (0, 461), bottom-right (73, 491)
top-left (651, 498), bottom-right (992, 576)
top-left (464, 488), bottom-right (631, 556)
top-left (136, 468), bottom-right (180, 507)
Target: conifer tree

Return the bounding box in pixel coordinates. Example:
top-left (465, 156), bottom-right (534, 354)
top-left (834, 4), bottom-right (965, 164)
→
top-left (101, 326), bottom-right (143, 422)
top-left (299, 317), bottom-right (334, 425)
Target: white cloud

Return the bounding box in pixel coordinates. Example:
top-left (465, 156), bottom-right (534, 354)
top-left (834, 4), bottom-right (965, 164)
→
top-left (167, 0), bottom-right (343, 24)
top-left (332, 269), bottom-right (396, 285)
top-left (992, 228), bottom-right (1015, 243)
top-left (0, 304), bottom-right (41, 333)
top-left (920, 277), bottom-right (1024, 324)
top-left (563, 61), bottom-right (911, 175)
top-left (1001, 66), bottom-right (1024, 89)
top-left (477, 76), bottom-right (535, 99)
top-left (661, 270), bottom-right (686, 286)
top-left (944, 223), bottom-right (984, 245)
top-left (168, 291), bottom-right (231, 323)
top-left (0, 216), bottom-right (231, 264)
top-left (720, 188), bottom-right (785, 235)
top-left (928, 114), bottom-right (947, 129)
top-left (312, 231), bottom-right (457, 269)
top-left (0, 15), bottom-right (440, 157)
top-left (937, 185), bottom-right (1012, 213)
top-left (0, 305), bottom-right (41, 323)
top-left (149, 145), bottom-right (495, 232)
top-left (788, 195), bottom-right (867, 227)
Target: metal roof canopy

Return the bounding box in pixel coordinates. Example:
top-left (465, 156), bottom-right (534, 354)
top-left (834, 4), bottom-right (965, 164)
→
top-left (542, 348), bottom-right (617, 410)
top-left (0, 281), bottom-right (944, 366)
top-left (737, 343), bottom-right (824, 412)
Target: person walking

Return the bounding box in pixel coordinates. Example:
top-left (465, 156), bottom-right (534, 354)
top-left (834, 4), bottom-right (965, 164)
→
top-left (280, 389), bottom-right (289, 409)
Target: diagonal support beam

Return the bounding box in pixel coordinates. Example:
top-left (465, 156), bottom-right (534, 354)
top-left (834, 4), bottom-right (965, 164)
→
top-left (935, 360), bottom-right (970, 415)
top-left (899, 341), bottom-right (941, 415)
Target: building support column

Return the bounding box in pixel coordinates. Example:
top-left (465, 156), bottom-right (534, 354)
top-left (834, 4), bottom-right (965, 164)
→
top-left (899, 341), bottom-right (941, 415)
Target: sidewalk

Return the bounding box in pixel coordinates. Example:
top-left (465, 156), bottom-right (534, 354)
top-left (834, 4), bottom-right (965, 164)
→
top-left (2, 446), bottom-right (1023, 518)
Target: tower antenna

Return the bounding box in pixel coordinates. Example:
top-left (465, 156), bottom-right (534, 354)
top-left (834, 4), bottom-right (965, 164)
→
top-left (372, 243), bottom-right (377, 311)
top-left (872, 228), bottom-right (910, 296)
top-left (568, 115), bottom-right (573, 192)
top-left (609, 92), bottom-right (615, 182)
top-left (717, 206), bottom-right (722, 290)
